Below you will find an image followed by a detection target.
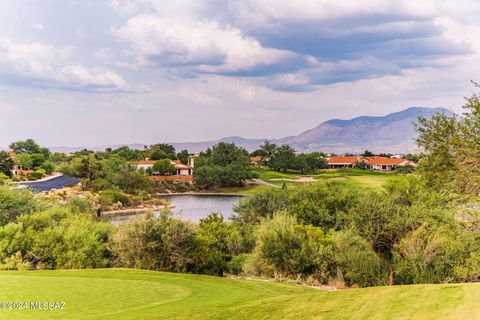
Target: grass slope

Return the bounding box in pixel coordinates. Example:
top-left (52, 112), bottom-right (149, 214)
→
top-left (0, 269), bottom-right (478, 319)
top-left (254, 168), bottom-right (392, 189)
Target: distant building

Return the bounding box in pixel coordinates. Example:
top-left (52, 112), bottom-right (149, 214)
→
top-left (327, 156), bottom-right (361, 169)
top-left (327, 155), bottom-right (416, 171)
top-left (250, 156), bottom-right (264, 166)
top-left (129, 159), bottom-right (193, 176)
top-left (366, 157), bottom-right (416, 171)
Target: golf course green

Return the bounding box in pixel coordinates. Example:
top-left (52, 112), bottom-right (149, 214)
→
top-left (0, 269), bottom-right (479, 319)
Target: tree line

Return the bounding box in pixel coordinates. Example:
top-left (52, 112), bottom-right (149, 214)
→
top-left (251, 141), bottom-right (328, 173)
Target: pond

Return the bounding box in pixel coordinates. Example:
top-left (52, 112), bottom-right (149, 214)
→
top-left (109, 194), bottom-right (245, 224)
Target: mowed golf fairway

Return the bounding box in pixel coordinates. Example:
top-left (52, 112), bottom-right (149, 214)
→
top-left (0, 269), bottom-right (479, 320)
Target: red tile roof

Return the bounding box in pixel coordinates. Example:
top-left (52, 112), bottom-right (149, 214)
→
top-left (366, 157), bottom-right (408, 165)
top-left (328, 156), bottom-right (360, 164)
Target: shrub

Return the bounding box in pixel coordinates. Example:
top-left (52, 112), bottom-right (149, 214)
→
top-left (27, 169), bottom-right (46, 181)
top-left (396, 165), bottom-right (415, 174)
top-left (112, 171), bottom-right (152, 194)
top-left (30, 214), bottom-right (113, 269)
top-left (289, 181), bottom-right (361, 230)
top-left (334, 230), bottom-right (387, 287)
top-left (110, 212), bottom-right (196, 272)
top-left (0, 252), bottom-right (31, 270)
top-left (228, 253), bottom-right (248, 275)
top-left (233, 188), bottom-right (290, 223)
top-left (247, 213), bottom-right (336, 282)
top-left (0, 186), bottom-right (40, 226)
top-left (0, 207), bottom-right (113, 269)
top-left (191, 213), bottom-right (244, 276)
top-left (393, 225), bottom-right (472, 284)
top-left (41, 161), bottom-right (55, 174)
top-left (100, 188), bottom-right (130, 207)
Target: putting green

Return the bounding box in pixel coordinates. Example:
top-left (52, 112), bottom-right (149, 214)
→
top-left (0, 269), bottom-right (479, 319)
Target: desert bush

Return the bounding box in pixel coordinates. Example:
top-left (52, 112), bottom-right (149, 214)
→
top-left (334, 230), bottom-right (387, 287)
top-left (0, 207), bottom-right (113, 269)
top-left (233, 188), bottom-right (290, 223)
top-left (27, 169), bottom-right (46, 181)
top-left (110, 212), bottom-right (196, 272)
top-left (394, 225), bottom-right (473, 284)
top-left (0, 186), bottom-right (41, 226)
top-left (99, 188), bottom-right (130, 207)
top-left (191, 213), bottom-right (245, 276)
top-left (246, 213), bottom-right (336, 282)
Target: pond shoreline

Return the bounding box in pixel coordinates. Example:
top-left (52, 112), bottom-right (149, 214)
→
top-left (101, 205), bottom-right (172, 219)
top-left (156, 192), bottom-right (248, 197)
top-left (104, 194), bottom-right (244, 223)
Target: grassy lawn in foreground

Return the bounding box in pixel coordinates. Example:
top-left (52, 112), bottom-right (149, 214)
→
top-left (0, 269), bottom-right (478, 320)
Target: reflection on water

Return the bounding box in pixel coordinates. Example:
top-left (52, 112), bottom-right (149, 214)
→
top-left (109, 194), bottom-right (244, 224)
top-left (162, 194), bottom-right (244, 221)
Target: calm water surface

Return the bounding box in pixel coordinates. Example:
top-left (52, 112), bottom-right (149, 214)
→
top-left (160, 194), bottom-right (245, 221)
top-left (110, 194), bottom-right (245, 224)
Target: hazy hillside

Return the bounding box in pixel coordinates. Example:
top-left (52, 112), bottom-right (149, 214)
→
top-left (281, 107), bottom-right (449, 153)
top-left (48, 107), bottom-right (449, 154)
top-left (170, 107), bottom-right (448, 153)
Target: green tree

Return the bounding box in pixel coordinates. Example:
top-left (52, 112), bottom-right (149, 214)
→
top-left (29, 154), bottom-right (46, 168)
top-left (193, 166), bottom-right (221, 190)
top-left (270, 144), bottom-right (296, 172)
top-left (194, 142), bottom-right (254, 189)
top-left (9, 139), bottom-right (50, 157)
top-left (305, 152), bottom-right (328, 171)
top-left (259, 140), bottom-right (277, 166)
top-left (149, 148), bottom-right (168, 160)
top-left (176, 149), bottom-right (190, 164)
top-left (415, 112), bottom-right (458, 192)
top-left (210, 142), bottom-right (250, 167)
top-left (15, 154), bottom-right (33, 170)
top-left (111, 146), bottom-right (144, 161)
top-left (250, 149), bottom-right (267, 157)
top-left (152, 159), bottom-right (176, 175)
top-left (0, 151), bottom-right (14, 177)
top-left (149, 144), bottom-right (176, 160)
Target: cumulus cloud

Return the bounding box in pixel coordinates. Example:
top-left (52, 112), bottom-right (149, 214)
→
top-left (0, 38), bottom-right (130, 92)
top-left (111, 14), bottom-right (299, 74)
top-left (107, 0), bottom-right (474, 90)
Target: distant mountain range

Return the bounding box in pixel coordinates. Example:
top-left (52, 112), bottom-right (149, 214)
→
top-left (48, 107), bottom-right (449, 154)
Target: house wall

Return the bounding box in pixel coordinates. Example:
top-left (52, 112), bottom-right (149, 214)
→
top-left (135, 164), bottom-right (153, 170)
top-left (329, 163), bottom-right (355, 169)
top-left (177, 169), bottom-right (191, 176)
top-left (369, 164), bottom-right (396, 171)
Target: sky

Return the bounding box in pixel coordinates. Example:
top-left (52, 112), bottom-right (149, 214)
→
top-left (1, 0), bottom-right (480, 147)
